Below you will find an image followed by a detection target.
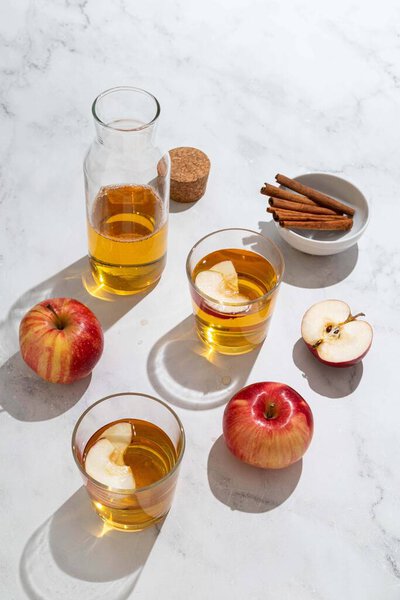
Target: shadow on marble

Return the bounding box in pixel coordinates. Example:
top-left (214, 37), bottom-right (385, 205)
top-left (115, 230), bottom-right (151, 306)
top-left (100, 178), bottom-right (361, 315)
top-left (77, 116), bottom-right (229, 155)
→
top-left (207, 436), bottom-right (302, 512)
top-left (1, 256), bottom-right (154, 352)
top-left (292, 338), bottom-right (363, 398)
top-left (147, 316), bottom-right (260, 410)
top-left (244, 220), bottom-right (358, 289)
top-left (169, 199), bottom-right (198, 213)
top-left (19, 487), bottom-right (160, 600)
top-left (0, 353), bottom-right (91, 421)
top-left (0, 256), bottom-right (154, 421)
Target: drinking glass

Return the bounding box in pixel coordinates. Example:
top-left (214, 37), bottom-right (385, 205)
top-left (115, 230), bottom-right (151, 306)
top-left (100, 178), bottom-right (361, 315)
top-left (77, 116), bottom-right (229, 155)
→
top-left (186, 228), bottom-right (285, 355)
top-left (84, 86), bottom-right (170, 295)
top-left (72, 393), bottom-right (185, 532)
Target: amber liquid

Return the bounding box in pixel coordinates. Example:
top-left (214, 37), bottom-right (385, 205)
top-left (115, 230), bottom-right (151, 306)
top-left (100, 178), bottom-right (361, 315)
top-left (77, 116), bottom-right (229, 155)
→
top-left (87, 184), bottom-right (167, 294)
top-left (83, 418), bottom-right (178, 531)
top-left (191, 248), bottom-right (279, 355)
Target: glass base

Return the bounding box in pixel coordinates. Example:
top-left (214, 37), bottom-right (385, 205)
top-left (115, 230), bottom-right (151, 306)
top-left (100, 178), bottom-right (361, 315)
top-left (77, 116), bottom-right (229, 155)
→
top-left (97, 513), bottom-right (166, 532)
top-left (92, 501), bottom-right (168, 532)
top-left (196, 323), bottom-right (265, 355)
top-left (89, 255), bottom-right (165, 295)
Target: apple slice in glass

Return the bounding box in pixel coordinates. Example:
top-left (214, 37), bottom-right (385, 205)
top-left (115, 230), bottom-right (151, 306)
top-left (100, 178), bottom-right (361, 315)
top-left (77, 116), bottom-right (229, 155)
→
top-left (84, 422), bottom-right (135, 489)
top-left (101, 422), bottom-right (133, 454)
top-left (195, 260), bottom-right (250, 314)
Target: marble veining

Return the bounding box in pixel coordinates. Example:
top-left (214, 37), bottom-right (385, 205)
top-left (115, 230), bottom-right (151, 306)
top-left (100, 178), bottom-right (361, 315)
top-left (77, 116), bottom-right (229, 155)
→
top-left (1, 1), bottom-right (400, 599)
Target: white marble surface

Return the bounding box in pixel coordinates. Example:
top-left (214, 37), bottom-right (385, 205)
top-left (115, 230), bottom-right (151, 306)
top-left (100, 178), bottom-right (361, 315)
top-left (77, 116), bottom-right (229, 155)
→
top-left (1, 1), bottom-right (399, 598)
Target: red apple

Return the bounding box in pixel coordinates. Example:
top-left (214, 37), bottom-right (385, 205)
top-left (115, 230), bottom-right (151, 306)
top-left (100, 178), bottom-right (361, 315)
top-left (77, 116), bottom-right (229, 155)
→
top-left (301, 300), bottom-right (373, 367)
top-left (19, 298), bottom-right (104, 384)
top-left (223, 382), bottom-right (313, 469)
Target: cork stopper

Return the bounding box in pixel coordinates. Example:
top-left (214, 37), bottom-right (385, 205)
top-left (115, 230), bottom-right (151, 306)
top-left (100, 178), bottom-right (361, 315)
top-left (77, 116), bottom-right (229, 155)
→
top-left (168, 147), bottom-right (210, 203)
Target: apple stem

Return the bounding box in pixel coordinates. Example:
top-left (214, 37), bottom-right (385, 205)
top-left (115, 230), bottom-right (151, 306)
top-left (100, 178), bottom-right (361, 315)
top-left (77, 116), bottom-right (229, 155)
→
top-left (350, 312), bottom-right (365, 321)
top-left (265, 403), bottom-right (276, 420)
top-left (340, 312), bottom-right (365, 326)
top-left (46, 304), bottom-right (63, 330)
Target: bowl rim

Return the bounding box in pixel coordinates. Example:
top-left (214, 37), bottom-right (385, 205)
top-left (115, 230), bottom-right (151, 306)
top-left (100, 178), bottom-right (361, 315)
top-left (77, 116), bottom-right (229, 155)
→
top-left (274, 172), bottom-right (370, 245)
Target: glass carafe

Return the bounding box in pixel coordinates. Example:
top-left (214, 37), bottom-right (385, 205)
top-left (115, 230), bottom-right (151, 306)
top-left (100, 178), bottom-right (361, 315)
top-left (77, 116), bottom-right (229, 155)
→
top-left (84, 86), bottom-right (170, 295)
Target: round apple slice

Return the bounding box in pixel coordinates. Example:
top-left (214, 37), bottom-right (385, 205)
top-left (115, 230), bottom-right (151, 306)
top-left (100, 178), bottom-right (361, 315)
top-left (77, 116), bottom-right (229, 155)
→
top-left (210, 260), bottom-right (238, 292)
top-left (301, 300), bottom-right (373, 367)
top-left (102, 422), bottom-right (132, 452)
top-left (195, 261), bottom-right (250, 314)
top-left (85, 438), bottom-right (135, 489)
top-left (195, 270), bottom-right (225, 299)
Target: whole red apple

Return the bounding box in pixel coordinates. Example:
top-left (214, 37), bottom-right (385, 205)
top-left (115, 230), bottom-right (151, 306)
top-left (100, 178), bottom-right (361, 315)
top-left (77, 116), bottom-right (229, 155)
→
top-left (223, 382), bottom-right (313, 469)
top-left (301, 300), bottom-right (373, 368)
top-left (19, 298), bottom-right (104, 384)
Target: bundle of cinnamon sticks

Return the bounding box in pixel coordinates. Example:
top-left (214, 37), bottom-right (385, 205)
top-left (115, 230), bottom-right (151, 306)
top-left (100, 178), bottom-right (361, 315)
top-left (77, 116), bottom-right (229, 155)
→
top-left (261, 174), bottom-right (355, 231)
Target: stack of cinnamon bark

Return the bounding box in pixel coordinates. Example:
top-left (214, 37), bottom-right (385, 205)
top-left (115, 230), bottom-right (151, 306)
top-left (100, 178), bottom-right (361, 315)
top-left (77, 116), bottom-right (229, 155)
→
top-left (261, 174), bottom-right (355, 231)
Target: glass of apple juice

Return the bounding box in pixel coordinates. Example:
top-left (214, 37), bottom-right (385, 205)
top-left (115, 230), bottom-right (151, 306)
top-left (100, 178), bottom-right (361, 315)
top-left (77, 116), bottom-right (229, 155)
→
top-left (72, 393), bottom-right (185, 532)
top-left (186, 228), bottom-right (285, 355)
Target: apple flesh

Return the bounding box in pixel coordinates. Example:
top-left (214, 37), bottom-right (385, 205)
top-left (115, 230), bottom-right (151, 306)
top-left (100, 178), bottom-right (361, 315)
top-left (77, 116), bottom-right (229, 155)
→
top-left (85, 422), bottom-right (135, 489)
top-left (195, 260), bottom-right (250, 314)
top-left (19, 298), bottom-right (104, 384)
top-left (301, 300), bottom-right (373, 367)
top-left (223, 382), bottom-right (313, 469)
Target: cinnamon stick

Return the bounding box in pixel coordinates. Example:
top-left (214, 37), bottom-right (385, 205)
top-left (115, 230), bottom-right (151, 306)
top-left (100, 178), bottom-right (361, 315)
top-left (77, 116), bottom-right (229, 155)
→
top-left (260, 183), bottom-right (316, 205)
top-left (267, 208), bottom-right (348, 222)
top-left (280, 218), bottom-right (353, 231)
top-left (275, 174), bottom-right (354, 216)
top-left (268, 197), bottom-right (338, 216)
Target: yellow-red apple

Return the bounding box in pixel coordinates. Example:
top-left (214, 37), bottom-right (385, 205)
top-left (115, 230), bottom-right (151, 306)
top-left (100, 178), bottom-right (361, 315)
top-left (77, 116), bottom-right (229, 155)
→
top-left (19, 298), bottom-right (103, 384)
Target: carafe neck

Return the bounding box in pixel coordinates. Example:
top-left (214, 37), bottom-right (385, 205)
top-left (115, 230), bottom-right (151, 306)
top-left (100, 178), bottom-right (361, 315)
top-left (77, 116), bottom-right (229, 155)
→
top-left (94, 120), bottom-right (157, 151)
top-left (92, 86), bottom-right (160, 152)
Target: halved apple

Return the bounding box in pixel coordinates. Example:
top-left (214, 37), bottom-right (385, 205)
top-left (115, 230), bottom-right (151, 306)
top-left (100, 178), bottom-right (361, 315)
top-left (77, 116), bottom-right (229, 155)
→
top-left (301, 300), bottom-right (373, 367)
top-left (84, 422), bottom-right (135, 489)
top-left (195, 260), bottom-right (250, 314)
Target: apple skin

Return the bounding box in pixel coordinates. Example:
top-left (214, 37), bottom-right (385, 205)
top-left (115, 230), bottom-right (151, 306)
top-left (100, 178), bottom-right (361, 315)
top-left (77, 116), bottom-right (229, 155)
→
top-left (19, 298), bottom-right (104, 384)
top-left (305, 341), bottom-right (372, 368)
top-left (223, 382), bottom-right (313, 469)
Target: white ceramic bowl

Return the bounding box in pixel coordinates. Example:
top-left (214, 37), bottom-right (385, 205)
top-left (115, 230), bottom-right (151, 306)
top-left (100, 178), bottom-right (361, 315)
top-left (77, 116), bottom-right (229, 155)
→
top-left (273, 173), bottom-right (369, 256)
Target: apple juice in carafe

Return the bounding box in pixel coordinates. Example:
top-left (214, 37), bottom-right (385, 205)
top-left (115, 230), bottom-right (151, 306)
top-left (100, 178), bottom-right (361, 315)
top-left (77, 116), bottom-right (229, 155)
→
top-left (83, 418), bottom-right (177, 530)
top-left (87, 184), bottom-right (167, 294)
top-left (191, 248), bottom-right (278, 354)
top-left (84, 87), bottom-right (170, 295)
